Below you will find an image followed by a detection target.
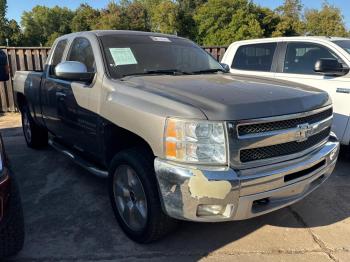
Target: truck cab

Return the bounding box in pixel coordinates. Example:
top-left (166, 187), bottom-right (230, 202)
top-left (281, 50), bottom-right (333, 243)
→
top-left (221, 36), bottom-right (350, 145)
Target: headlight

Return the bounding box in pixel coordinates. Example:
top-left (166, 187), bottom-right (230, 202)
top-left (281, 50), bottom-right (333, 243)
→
top-left (164, 118), bottom-right (228, 165)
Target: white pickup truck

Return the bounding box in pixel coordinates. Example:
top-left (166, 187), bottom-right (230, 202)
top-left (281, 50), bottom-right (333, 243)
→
top-left (221, 36), bottom-right (350, 146)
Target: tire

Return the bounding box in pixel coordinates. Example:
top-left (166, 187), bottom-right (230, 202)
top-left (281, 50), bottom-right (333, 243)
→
top-left (0, 176), bottom-right (25, 258)
top-left (108, 148), bottom-right (177, 243)
top-left (21, 105), bottom-right (48, 148)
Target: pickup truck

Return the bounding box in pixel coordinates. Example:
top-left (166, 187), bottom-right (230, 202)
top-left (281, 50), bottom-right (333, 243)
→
top-left (14, 31), bottom-right (340, 243)
top-left (221, 36), bottom-right (350, 146)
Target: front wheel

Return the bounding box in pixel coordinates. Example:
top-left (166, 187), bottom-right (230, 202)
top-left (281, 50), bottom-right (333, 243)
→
top-left (108, 148), bottom-right (177, 243)
top-left (21, 105), bottom-right (48, 149)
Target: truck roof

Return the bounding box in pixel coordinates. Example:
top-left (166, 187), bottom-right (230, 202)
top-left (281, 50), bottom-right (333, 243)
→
top-left (231, 36), bottom-right (350, 45)
top-left (56, 30), bottom-right (183, 41)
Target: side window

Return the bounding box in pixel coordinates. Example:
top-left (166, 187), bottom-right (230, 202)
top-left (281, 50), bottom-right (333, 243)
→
top-left (284, 42), bottom-right (342, 75)
top-left (67, 38), bottom-right (96, 72)
top-left (50, 39), bottom-right (68, 76)
top-left (232, 43), bottom-right (277, 72)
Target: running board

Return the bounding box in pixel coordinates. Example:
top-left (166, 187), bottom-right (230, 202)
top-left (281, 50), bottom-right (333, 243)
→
top-left (48, 139), bottom-right (108, 178)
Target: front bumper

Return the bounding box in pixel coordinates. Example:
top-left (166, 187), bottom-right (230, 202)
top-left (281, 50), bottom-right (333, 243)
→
top-left (154, 136), bottom-right (339, 222)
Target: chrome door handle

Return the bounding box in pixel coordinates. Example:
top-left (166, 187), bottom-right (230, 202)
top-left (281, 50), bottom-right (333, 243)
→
top-left (336, 88), bottom-right (350, 94)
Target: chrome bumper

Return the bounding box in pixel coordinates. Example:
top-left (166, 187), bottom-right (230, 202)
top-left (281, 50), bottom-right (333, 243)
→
top-left (154, 135), bottom-right (339, 222)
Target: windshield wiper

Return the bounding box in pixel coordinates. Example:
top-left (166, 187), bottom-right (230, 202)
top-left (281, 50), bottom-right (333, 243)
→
top-left (191, 68), bottom-right (226, 74)
top-left (122, 69), bottom-right (192, 78)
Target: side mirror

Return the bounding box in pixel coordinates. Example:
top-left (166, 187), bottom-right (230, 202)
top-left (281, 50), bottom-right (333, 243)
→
top-left (220, 63), bottom-right (230, 73)
top-left (0, 50), bottom-right (9, 82)
top-left (55, 61), bottom-right (95, 82)
top-left (314, 58), bottom-right (349, 76)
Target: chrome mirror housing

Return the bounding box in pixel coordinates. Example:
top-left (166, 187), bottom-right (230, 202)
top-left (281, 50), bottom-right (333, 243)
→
top-left (55, 61), bottom-right (95, 82)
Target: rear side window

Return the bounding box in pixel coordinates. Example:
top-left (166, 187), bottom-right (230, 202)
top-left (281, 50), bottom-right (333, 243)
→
top-left (232, 43), bottom-right (277, 72)
top-left (284, 42), bottom-right (342, 75)
top-left (67, 37), bottom-right (96, 72)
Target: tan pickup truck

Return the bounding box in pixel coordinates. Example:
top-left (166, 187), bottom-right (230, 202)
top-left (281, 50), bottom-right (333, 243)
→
top-left (14, 30), bottom-right (340, 243)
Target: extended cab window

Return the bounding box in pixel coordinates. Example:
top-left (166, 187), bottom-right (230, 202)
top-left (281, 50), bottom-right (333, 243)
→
top-left (67, 37), bottom-right (96, 72)
top-left (50, 39), bottom-right (68, 76)
top-left (231, 43), bottom-right (277, 72)
top-left (284, 42), bottom-right (342, 75)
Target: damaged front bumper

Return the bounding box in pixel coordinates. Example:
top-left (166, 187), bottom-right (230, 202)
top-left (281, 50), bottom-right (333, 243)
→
top-left (154, 136), bottom-right (339, 222)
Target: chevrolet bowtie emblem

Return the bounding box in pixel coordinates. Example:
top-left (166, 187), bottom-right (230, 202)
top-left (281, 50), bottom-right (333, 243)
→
top-left (296, 123), bottom-right (313, 142)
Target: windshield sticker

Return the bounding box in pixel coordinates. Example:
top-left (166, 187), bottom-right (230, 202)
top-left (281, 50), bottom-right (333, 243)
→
top-left (150, 36), bottom-right (171, 42)
top-left (109, 48), bottom-right (138, 66)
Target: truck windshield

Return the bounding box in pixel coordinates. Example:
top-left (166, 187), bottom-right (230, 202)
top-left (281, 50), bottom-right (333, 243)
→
top-left (99, 34), bottom-right (224, 78)
top-left (333, 40), bottom-right (350, 54)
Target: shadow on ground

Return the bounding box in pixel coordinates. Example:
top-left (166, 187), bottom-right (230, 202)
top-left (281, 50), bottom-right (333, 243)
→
top-left (2, 126), bottom-right (349, 261)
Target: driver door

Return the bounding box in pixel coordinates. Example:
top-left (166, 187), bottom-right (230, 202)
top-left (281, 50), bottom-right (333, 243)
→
top-left (55, 37), bottom-right (100, 157)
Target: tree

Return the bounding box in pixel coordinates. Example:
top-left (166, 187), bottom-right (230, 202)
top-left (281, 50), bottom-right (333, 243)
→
top-left (176, 0), bottom-right (207, 40)
top-left (71, 4), bottom-right (100, 32)
top-left (255, 6), bottom-right (281, 38)
top-left (121, 1), bottom-right (150, 31)
top-left (93, 2), bottom-right (123, 30)
top-left (21, 6), bottom-right (74, 46)
top-left (0, 0), bottom-right (8, 44)
top-left (194, 0), bottom-right (264, 45)
top-left (273, 0), bottom-right (304, 36)
top-left (4, 20), bottom-right (23, 46)
top-left (304, 2), bottom-right (348, 37)
top-left (151, 0), bottom-right (179, 34)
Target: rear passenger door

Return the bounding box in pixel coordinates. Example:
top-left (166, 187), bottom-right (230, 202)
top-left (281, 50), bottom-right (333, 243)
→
top-left (229, 42), bottom-right (278, 78)
top-left (275, 41), bottom-right (350, 143)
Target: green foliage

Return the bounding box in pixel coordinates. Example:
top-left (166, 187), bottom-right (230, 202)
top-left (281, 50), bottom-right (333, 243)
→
top-left (118, 1), bottom-right (150, 31)
top-left (273, 0), bottom-right (305, 36)
top-left (151, 0), bottom-right (179, 34)
top-left (194, 0), bottom-right (265, 45)
top-left (71, 4), bottom-right (100, 32)
top-left (176, 0), bottom-right (207, 39)
top-left (21, 5), bottom-right (74, 46)
top-left (304, 2), bottom-right (348, 37)
top-left (0, 0), bottom-right (346, 47)
top-left (93, 2), bottom-right (122, 30)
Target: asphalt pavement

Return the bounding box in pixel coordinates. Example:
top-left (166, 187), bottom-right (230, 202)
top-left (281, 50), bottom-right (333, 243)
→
top-left (1, 113), bottom-right (349, 262)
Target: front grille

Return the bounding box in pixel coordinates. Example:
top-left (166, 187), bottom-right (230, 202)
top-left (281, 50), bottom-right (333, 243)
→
top-left (240, 127), bottom-right (331, 163)
top-left (238, 108), bottom-right (332, 136)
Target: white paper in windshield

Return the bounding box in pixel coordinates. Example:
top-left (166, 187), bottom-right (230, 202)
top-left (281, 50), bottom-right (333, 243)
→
top-left (109, 48), bottom-right (138, 66)
top-left (150, 36), bottom-right (171, 42)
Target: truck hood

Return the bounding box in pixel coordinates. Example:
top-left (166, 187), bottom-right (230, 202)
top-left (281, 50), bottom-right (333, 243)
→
top-left (124, 74), bottom-right (331, 121)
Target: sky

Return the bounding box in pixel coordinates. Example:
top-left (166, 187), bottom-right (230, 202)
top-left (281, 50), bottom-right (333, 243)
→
top-left (6, 0), bottom-right (350, 29)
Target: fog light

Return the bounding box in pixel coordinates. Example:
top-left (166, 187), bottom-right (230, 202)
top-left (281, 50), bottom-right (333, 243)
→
top-left (197, 204), bottom-right (234, 217)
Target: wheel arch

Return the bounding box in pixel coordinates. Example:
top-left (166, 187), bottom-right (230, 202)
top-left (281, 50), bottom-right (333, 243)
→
top-left (102, 121), bottom-right (156, 167)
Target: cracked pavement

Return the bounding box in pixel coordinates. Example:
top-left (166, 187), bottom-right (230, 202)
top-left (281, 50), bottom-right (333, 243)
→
top-left (1, 113), bottom-right (349, 262)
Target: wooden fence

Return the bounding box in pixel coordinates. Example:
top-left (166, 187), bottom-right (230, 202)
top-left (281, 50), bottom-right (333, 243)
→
top-left (0, 46), bottom-right (228, 112)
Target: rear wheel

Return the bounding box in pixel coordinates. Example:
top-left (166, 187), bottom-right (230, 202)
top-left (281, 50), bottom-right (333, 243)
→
top-left (21, 105), bottom-right (48, 148)
top-left (108, 148), bottom-right (177, 243)
top-left (0, 176), bottom-right (25, 258)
